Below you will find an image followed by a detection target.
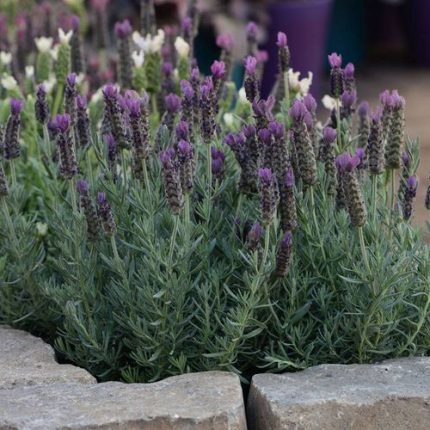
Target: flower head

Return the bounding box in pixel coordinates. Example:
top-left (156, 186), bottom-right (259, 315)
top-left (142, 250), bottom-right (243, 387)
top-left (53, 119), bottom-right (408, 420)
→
top-left (323, 126), bottom-right (337, 144)
top-left (180, 80), bottom-right (194, 100)
top-left (358, 101), bottom-right (369, 117)
top-left (58, 28), bottom-right (73, 44)
top-left (289, 99), bottom-right (308, 122)
top-left (285, 168), bottom-right (295, 187)
top-left (258, 167), bottom-right (273, 185)
top-left (165, 93), bottom-right (181, 113)
top-left (244, 56), bottom-right (257, 75)
top-left (10, 99), bottom-right (24, 116)
top-left (115, 19), bottom-right (132, 39)
top-left (303, 94), bottom-right (317, 113)
top-left (211, 60), bottom-right (226, 80)
top-left (246, 21), bottom-right (258, 39)
top-left (328, 52), bottom-right (342, 68)
top-left (277, 32), bottom-right (287, 48)
top-left (76, 179), bottom-right (89, 195)
top-left (35, 37), bottom-right (53, 53)
top-left (336, 152), bottom-right (361, 173)
top-left (216, 33), bottom-right (234, 52)
top-left (53, 113), bottom-right (71, 133)
top-left (174, 36), bottom-right (190, 58)
top-left (344, 62), bottom-right (355, 79)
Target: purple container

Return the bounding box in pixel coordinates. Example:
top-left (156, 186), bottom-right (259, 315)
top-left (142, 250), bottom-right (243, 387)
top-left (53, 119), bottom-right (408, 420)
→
top-left (262, 0), bottom-right (334, 99)
top-left (408, 0), bottom-right (430, 66)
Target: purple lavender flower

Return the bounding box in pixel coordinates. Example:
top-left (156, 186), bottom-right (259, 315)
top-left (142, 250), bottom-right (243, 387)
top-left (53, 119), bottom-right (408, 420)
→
top-left (4, 99), bottom-right (24, 160)
top-left (115, 20), bottom-right (133, 88)
top-left (76, 95), bottom-right (90, 148)
top-left (97, 192), bottom-right (116, 236)
top-left (321, 126), bottom-right (337, 195)
top-left (252, 97), bottom-right (275, 129)
top-left (340, 90), bottom-right (357, 118)
top-left (357, 101), bottom-right (370, 149)
top-left (328, 52), bottom-right (344, 98)
top-left (200, 79), bottom-right (216, 143)
top-left (77, 179), bottom-right (99, 241)
top-left (258, 167), bottom-right (277, 225)
top-left (177, 139), bottom-right (195, 193)
top-left (211, 60), bottom-right (226, 81)
top-left (336, 152), bottom-right (367, 226)
top-left (276, 31), bottom-right (289, 73)
top-left (35, 85), bottom-right (49, 125)
top-left (106, 134), bottom-right (118, 180)
top-left (344, 62), bottom-right (355, 92)
top-left (402, 175), bottom-right (418, 220)
top-left (275, 231), bottom-right (293, 277)
top-left (103, 84), bottom-right (128, 149)
top-left (367, 107), bottom-right (384, 175)
top-left (53, 114), bottom-right (77, 179)
top-left (246, 222), bottom-right (263, 252)
top-left (289, 99), bottom-right (308, 122)
top-left (64, 73), bottom-right (77, 126)
top-left (246, 21), bottom-right (258, 54)
top-left (165, 93), bottom-right (181, 114)
top-left (211, 147), bottom-right (225, 181)
top-left (160, 148), bottom-right (184, 214)
top-left (244, 56), bottom-right (259, 102)
top-left (385, 90), bottom-right (405, 169)
top-left (323, 126), bottom-right (337, 144)
top-left (176, 120), bottom-right (189, 141)
top-left (114, 19), bottom-right (132, 39)
top-left (216, 33), bottom-right (234, 53)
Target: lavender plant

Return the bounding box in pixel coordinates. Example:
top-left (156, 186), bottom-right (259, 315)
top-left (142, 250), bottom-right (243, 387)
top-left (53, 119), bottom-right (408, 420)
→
top-left (0, 1), bottom-right (430, 383)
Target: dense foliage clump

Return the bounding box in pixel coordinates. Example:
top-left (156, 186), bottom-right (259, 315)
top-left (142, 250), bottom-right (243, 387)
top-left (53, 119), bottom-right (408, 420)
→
top-left (1, 0), bottom-right (430, 383)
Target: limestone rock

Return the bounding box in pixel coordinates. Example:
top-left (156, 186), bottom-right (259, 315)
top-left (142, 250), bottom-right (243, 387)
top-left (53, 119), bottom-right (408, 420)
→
top-left (0, 325), bottom-right (96, 388)
top-left (0, 371), bottom-right (246, 430)
top-left (247, 357), bottom-right (430, 430)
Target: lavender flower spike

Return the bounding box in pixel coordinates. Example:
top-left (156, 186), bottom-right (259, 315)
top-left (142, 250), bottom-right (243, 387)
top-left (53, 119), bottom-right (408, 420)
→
top-left (328, 52), bottom-right (344, 98)
top-left (54, 113), bottom-right (77, 179)
top-left (277, 31), bottom-right (290, 73)
top-left (244, 56), bottom-right (259, 102)
top-left (160, 148), bottom-right (184, 214)
top-left (76, 95), bottom-right (91, 149)
top-left (258, 167), bottom-right (277, 225)
top-left (275, 231), bottom-right (293, 277)
top-left (211, 147), bottom-right (226, 182)
top-left (115, 19), bottom-right (133, 88)
top-left (97, 192), bottom-right (117, 236)
top-left (336, 152), bottom-right (367, 227)
top-left (35, 84), bottom-right (49, 125)
top-left (4, 99), bottom-right (24, 160)
top-left (77, 179), bottom-right (99, 242)
top-left (402, 175), bottom-right (418, 220)
top-left (246, 222), bottom-right (263, 252)
top-left (177, 139), bottom-right (195, 193)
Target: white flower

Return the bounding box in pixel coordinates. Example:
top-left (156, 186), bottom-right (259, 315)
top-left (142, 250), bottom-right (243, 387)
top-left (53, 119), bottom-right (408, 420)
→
top-left (299, 72), bottom-right (313, 96)
top-left (1, 74), bottom-right (18, 90)
top-left (132, 50), bottom-right (145, 68)
top-left (223, 113), bottom-right (235, 128)
top-left (58, 28), bottom-right (73, 45)
top-left (42, 75), bottom-right (57, 93)
top-left (133, 29), bottom-right (165, 54)
top-left (0, 51), bottom-right (12, 66)
top-left (288, 69), bottom-right (301, 93)
top-left (35, 37), bottom-right (53, 53)
top-left (25, 66), bottom-right (34, 79)
top-left (322, 95), bottom-right (341, 111)
top-left (238, 87), bottom-right (248, 103)
top-left (90, 88), bottom-right (103, 104)
top-left (76, 73), bottom-right (85, 85)
top-left (50, 44), bottom-right (59, 61)
top-left (174, 36), bottom-right (190, 58)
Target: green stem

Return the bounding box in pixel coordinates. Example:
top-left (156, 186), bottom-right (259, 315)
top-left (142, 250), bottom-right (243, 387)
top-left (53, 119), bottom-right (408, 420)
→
top-left (309, 186), bottom-right (326, 260)
top-left (358, 226), bottom-right (370, 273)
top-left (70, 177), bottom-right (78, 215)
top-left (336, 98), bottom-right (342, 150)
top-left (121, 150), bottom-right (128, 190)
top-left (142, 159), bottom-right (150, 191)
top-left (110, 235), bottom-right (120, 262)
top-left (42, 124), bottom-right (51, 160)
top-left (52, 83), bottom-right (64, 117)
top-left (168, 215), bottom-right (180, 267)
top-left (283, 70), bottom-right (290, 109)
top-left (184, 193), bottom-right (191, 244)
top-left (9, 160), bottom-right (16, 189)
top-left (260, 224), bottom-right (271, 272)
top-left (1, 198), bottom-right (18, 249)
top-left (371, 174), bottom-right (378, 223)
top-left (207, 144), bottom-right (212, 194)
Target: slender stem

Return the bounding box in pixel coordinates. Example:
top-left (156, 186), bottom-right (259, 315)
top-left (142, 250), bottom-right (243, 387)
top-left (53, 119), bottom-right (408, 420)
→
top-left (9, 160), bottom-right (17, 189)
top-left (110, 234), bottom-right (120, 262)
top-left (207, 144), bottom-right (212, 194)
top-left (260, 224), bottom-right (271, 272)
top-left (184, 193), bottom-right (191, 244)
top-left (371, 174), bottom-right (378, 223)
top-left (233, 193), bottom-right (243, 232)
top-left (142, 159), bottom-right (150, 191)
top-left (336, 98), bottom-right (341, 150)
top-left (168, 215), bottom-right (180, 267)
top-left (121, 150), bottom-right (128, 190)
top-left (42, 124), bottom-right (51, 160)
top-left (358, 226), bottom-right (371, 273)
top-left (309, 186), bottom-right (326, 260)
top-left (390, 169), bottom-right (395, 211)
top-left (52, 83), bottom-right (64, 117)
top-left (1, 198), bottom-right (18, 249)
top-left (70, 177), bottom-right (78, 215)
top-left (283, 70), bottom-right (290, 109)
top-left (151, 95), bottom-right (158, 119)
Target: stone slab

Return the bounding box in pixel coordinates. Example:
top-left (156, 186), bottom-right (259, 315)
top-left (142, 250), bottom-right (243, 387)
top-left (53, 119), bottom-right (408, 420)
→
top-left (247, 357), bottom-right (430, 430)
top-left (0, 325), bottom-right (96, 388)
top-left (0, 372), bottom-right (246, 430)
